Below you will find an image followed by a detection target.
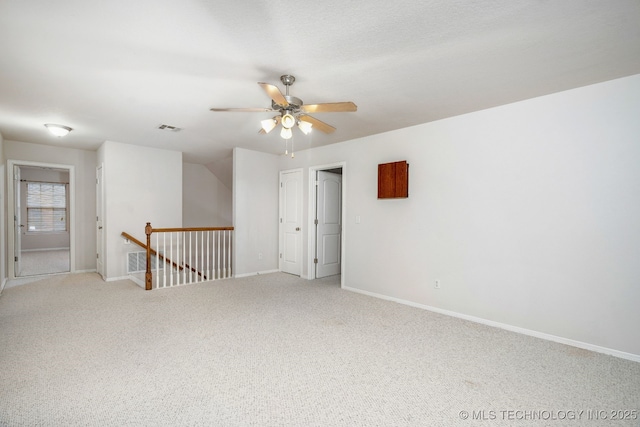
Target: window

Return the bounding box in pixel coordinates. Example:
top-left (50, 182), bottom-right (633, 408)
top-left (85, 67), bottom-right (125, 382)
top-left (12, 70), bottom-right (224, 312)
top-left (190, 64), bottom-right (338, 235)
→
top-left (26, 182), bottom-right (67, 232)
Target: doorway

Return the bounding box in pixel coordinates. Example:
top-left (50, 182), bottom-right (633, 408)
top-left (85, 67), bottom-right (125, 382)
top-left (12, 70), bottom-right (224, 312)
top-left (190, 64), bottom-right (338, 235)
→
top-left (96, 163), bottom-right (105, 278)
top-left (279, 168), bottom-right (303, 276)
top-left (309, 163), bottom-right (346, 283)
top-left (7, 160), bottom-right (75, 279)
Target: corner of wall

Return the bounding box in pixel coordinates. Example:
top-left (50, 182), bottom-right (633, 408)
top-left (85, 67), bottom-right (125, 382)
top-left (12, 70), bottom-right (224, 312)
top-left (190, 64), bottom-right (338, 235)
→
top-left (232, 148), bottom-right (280, 276)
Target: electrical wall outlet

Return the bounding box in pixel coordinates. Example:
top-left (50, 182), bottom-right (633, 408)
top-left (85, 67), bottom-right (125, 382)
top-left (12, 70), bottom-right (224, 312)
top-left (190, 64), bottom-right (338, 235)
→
top-left (434, 280), bottom-right (441, 289)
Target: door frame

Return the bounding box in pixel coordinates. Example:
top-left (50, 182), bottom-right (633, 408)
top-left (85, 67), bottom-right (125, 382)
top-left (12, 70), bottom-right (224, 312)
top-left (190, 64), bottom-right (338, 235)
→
top-left (307, 161), bottom-right (346, 287)
top-left (6, 159), bottom-right (76, 280)
top-left (96, 163), bottom-right (105, 279)
top-left (278, 168), bottom-right (303, 276)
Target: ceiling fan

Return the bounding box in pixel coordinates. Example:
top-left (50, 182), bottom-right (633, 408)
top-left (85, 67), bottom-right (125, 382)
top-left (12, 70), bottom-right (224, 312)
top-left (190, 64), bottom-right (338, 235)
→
top-left (210, 75), bottom-right (357, 139)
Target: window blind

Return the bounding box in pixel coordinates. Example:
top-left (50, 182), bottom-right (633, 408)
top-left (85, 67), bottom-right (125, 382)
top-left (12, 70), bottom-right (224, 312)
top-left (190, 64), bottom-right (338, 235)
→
top-left (26, 182), bottom-right (67, 232)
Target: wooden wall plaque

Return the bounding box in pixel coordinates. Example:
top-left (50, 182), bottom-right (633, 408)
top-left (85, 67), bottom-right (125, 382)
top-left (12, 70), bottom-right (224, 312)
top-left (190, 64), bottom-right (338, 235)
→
top-left (378, 160), bottom-right (409, 199)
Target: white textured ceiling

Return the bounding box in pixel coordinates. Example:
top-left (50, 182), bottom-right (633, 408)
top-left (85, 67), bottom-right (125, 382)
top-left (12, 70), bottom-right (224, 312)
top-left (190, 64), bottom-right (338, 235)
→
top-left (1, 0), bottom-right (639, 164)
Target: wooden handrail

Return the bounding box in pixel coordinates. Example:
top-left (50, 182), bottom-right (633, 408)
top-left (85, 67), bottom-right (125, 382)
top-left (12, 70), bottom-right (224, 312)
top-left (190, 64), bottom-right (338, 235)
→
top-left (121, 231), bottom-right (150, 252)
top-left (122, 228), bottom-right (234, 245)
top-left (151, 226), bottom-right (234, 233)
top-left (121, 231), bottom-right (186, 273)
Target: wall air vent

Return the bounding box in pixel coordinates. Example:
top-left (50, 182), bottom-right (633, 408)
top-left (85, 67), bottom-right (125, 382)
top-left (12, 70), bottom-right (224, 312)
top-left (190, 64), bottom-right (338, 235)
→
top-left (157, 124), bottom-right (182, 132)
top-left (127, 251), bottom-right (164, 273)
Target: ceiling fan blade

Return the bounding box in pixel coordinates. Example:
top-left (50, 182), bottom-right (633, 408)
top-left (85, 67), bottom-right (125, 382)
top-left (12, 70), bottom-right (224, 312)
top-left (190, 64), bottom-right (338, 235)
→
top-left (299, 115), bottom-right (336, 134)
top-left (210, 107), bottom-right (273, 112)
top-left (301, 102), bottom-right (357, 113)
top-left (258, 82), bottom-right (289, 107)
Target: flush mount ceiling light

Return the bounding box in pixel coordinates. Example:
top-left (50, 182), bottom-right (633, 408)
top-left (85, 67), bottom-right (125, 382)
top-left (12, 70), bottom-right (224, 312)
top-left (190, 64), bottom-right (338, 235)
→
top-left (44, 123), bottom-right (72, 137)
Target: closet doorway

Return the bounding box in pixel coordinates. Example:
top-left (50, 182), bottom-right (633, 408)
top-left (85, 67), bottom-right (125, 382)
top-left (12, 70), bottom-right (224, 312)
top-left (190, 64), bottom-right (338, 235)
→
top-left (309, 162), bottom-right (346, 284)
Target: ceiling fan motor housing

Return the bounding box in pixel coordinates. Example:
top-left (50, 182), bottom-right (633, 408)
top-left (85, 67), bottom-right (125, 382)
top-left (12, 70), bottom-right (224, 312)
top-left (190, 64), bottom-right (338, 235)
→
top-left (272, 95), bottom-right (303, 112)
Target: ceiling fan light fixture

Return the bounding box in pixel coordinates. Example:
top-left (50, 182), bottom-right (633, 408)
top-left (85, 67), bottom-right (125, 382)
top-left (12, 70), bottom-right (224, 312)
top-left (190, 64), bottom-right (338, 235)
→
top-left (281, 113), bottom-right (295, 129)
top-left (297, 120), bottom-right (313, 135)
top-left (211, 74), bottom-right (356, 144)
top-left (280, 127), bottom-right (292, 140)
top-left (260, 118), bottom-right (277, 133)
top-left (44, 123), bottom-right (72, 137)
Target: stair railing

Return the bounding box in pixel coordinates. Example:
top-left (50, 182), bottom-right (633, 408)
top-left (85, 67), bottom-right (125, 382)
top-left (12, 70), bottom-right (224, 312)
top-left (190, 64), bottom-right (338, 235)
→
top-left (122, 223), bottom-right (234, 290)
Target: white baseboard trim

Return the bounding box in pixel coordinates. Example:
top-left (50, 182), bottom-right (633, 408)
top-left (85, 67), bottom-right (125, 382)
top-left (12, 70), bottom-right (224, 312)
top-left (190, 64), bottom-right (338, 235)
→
top-left (105, 275), bottom-right (136, 282)
top-left (234, 269), bottom-right (280, 278)
top-left (343, 286), bottom-right (640, 364)
top-left (21, 247), bottom-right (70, 252)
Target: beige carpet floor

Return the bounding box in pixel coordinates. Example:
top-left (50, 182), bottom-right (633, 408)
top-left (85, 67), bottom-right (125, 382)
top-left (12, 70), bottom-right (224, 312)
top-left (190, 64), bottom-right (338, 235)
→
top-left (0, 272), bottom-right (638, 426)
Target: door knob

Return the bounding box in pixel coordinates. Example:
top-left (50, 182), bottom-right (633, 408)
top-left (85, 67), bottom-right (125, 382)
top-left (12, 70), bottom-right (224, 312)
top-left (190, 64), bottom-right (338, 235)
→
top-left (296, 227), bottom-right (300, 231)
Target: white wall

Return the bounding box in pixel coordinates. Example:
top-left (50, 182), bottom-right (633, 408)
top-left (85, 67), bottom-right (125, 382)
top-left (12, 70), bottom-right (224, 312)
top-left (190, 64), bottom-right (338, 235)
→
top-left (275, 74), bottom-right (640, 359)
top-left (4, 140), bottom-right (97, 272)
top-left (205, 155), bottom-right (233, 190)
top-left (183, 162), bottom-right (232, 227)
top-left (233, 147), bottom-right (279, 276)
top-left (98, 141), bottom-right (182, 279)
top-left (0, 132), bottom-right (5, 288)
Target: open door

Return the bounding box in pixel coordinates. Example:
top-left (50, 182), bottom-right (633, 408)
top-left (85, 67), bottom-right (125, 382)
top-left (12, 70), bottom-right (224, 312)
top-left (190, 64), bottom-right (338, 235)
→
top-left (279, 169), bottom-right (302, 276)
top-left (315, 170), bottom-right (342, 278)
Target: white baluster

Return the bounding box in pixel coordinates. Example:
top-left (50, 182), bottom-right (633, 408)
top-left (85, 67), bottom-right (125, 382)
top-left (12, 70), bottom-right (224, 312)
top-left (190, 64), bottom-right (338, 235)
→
top-left (163, 233), bottom-right (166, 287)
top-left (195, 231), bottom-right (199, 283)
top-left (206, 231), bottom-right (210, 280)
top-left (223, 230), bottom-right (227, 278)
top-left (169, 232), bottom-right (173, 287)
top-left (155, 233), bottom-right (159, 289)
top-left (182, 231), bottom-right (187, 284)
top-left (217, 230), bottom-right (221, 280)
top-left (201, 231), bottom-right (206, 281)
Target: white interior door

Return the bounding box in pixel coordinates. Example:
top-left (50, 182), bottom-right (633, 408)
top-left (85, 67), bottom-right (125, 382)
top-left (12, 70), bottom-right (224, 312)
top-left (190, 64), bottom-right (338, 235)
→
top-left (96, 164), bottom-right (105, 278)
top-left (280, 169), bottom-right (302, 276)
top-left (315, 170), bottom-right (342, 278)
top-left (13, 166), bottom-right (22, 277)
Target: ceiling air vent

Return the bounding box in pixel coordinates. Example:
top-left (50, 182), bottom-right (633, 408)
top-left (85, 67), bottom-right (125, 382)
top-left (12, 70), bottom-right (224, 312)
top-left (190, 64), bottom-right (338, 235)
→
top-left (158, 124), bottom-right (182, 132)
